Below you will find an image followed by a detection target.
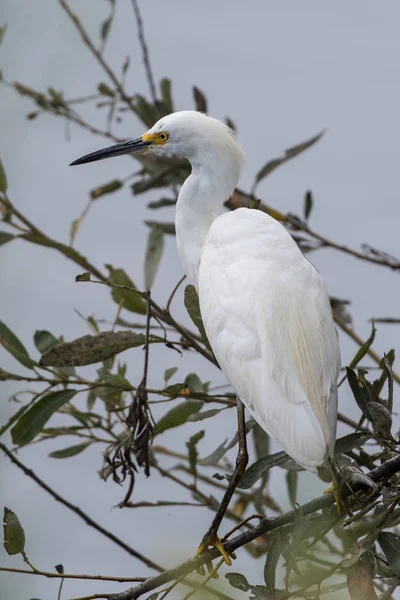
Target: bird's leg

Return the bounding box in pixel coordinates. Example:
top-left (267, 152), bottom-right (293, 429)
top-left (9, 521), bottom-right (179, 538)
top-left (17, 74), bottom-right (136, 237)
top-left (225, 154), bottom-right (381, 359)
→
top-left (196, 396), bottom-right (248, 572)
top-left (323, 457), bottom-right (344, 515)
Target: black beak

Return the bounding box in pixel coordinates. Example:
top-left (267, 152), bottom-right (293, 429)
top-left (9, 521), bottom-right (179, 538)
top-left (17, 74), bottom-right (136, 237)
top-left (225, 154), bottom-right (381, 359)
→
top-left (70, 137), bottom-right (152, 166)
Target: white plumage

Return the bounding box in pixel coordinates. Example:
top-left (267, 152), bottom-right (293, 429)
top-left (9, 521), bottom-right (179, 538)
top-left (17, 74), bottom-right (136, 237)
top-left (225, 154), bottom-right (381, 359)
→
top-left (71, 110), bottom-right (341, 472)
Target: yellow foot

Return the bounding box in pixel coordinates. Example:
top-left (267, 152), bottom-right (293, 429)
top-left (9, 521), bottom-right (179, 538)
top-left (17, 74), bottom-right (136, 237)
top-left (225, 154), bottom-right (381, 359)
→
top-left (195, 535), bottom-right (236, 577)
top-left (324, 481), bottom-right (344, 515)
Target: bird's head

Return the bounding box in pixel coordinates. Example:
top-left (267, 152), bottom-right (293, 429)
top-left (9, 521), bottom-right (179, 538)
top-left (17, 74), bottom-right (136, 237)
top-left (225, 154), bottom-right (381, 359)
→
top-left (70, 110), bottom-right (244, 170)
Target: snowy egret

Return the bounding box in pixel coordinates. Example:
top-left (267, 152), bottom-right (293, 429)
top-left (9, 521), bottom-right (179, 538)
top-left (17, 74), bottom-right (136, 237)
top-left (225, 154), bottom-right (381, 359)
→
top-left (71, 110), bottom-right (341, 565)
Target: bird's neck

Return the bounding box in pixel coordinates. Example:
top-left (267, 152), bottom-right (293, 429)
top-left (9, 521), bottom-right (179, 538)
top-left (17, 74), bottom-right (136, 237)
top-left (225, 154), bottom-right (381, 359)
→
top-left (175, 156), bottom-right (241, 286)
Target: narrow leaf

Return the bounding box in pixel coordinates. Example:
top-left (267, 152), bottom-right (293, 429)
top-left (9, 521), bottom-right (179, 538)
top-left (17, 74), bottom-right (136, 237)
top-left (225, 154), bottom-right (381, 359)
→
top-left (348, 322), bottom-right (376, 371)
top-left (144, 220), bottom-right (176, 235)
top-left (198, 440), bottom-right (228, 466)
top-left (264, 531), bottom-right (282, 594)
top-left (184, 285), bottom-right (211, 349)
top-left (286, 471), bottom-right (298, 507)
top-left (378, 532), bottom-right (400, 576)
top-left (144, 224), bottom-right (164, 289)
top-left (160, 78), bottom-right (173, 112)
top-left (105, 265), bottom-right (147, 314)
top-left (0, 25), bottom-right (7, 48)
top-left (0, 158), bottom-right (7, 192)
top-left (186, 430), bottom-right (205, 476)
top-left (334, 431), bottom-right (372, 455)
top-left (49, 441), bottom-right (92, 459)
top-left (346, 368), bottom-right (373, 421)
top-left (0, 231), bottom-right (15, 246)
top-left (303, 190), bottom-right (313, 220)
top-left (188, 408), bottom-right (224, 422)
top-left (39, 330), bottom-right (160, 367)
top-left (0, 321), bottom-right (36, 368)
top-left (164, 367), bottom-right (178, 384)
top-left (156, 400), bottom-right (202, 434)
top-left (3, 507), bottom-right (26, 555)
top-left (11, 389), bottom-right (77, 445)
top-left (193, 86), bottom-right (208, 113)
top-left (90, 179), bottom-right (123, 200)
top-left (253, 131), bottom-right (324, 191)
top-left (238, 451), bottom-right (289, 489)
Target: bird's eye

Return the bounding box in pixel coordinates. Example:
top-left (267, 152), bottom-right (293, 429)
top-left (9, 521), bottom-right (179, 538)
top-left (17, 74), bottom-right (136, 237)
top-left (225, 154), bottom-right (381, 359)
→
top-left (159, 132), bottom-right (168, 141)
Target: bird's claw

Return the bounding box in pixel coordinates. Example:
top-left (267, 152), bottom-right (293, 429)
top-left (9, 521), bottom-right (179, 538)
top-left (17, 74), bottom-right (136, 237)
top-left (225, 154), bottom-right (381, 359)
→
top-left (324, 481), bottom-right (344, 515)
top-left (195, 535), bottom-right (236, 577)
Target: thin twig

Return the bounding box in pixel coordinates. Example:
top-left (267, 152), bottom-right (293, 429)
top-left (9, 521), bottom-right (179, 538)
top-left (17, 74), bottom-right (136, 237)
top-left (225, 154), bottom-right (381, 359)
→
top-left (166, 275), bottom-right (186, 312)
top-left (0, 566), bottom-right (145, 583)
top-left (130, 0), bottom-right (157, 105)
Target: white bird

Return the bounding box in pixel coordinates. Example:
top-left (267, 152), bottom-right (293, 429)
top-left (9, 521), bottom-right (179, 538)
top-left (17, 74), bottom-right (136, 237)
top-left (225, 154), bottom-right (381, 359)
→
top-left (71, 110), bottom-right (341, 562)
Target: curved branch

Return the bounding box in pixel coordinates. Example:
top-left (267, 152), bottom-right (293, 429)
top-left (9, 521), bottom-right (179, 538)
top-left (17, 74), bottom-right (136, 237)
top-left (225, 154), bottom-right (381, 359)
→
top-left (106, 454), bottom-right (400, 600)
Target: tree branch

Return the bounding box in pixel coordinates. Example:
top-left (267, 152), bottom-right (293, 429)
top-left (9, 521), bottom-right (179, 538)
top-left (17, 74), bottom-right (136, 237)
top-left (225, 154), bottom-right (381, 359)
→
top-left (0, 442), bottom-right (162, 572)
top-left (104, 455), bottom-right (400, 600)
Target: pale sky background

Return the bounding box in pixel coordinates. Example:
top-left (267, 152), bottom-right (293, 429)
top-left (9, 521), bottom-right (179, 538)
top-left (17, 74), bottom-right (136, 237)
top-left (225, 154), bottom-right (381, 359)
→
top-left (1, 2), bottom-right (400, 599)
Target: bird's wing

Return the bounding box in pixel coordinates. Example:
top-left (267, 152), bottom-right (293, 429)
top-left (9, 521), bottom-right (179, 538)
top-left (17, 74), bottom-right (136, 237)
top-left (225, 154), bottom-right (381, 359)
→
top-left (198, 208), bottom-right (341, 471)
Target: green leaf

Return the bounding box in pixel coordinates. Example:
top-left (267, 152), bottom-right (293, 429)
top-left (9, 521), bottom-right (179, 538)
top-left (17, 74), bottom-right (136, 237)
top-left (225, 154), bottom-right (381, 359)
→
top-left (90, 179), bottom-right (123, 199)
top-left (184, 285), bottom-right (211, 350)
top-left (0, 231), bottom-right (15, 246)
top-left (39, 330), bottom-right (160, 367)
top-left (144, 224), bottom-right (164, 289)
top-left (372, 348), bottom-right (395, 398)
top-left (286, 471), bottom-right (298, 507)
top-left (105, 265), bottom-right (147, 314)
top-left (0, 158), bottom-right (7, 192)
top-left (0, 396), bottom-right (37, 438)
top-left (0, 25), bottom-right (7, 47)
top-left (11, 389), bottom-right (77, 445)
top-left (348, 322), bottom-right (376, 371)
top-left (334, 431), bottom-right (372, 455)
top-left (49, 441), bottom-right (92, 459)
top-left (198, 440), bottom-right (228, 466)
top-left (185, 372), bottom-right (205, 393)
top-left (378, 532), bottom-right (400, 576)
top-left (0, 321), bottom-right (36, 368)
top-left (132, 94), bottom-right (158, 128)
top-left (156, 400), bottom-right (202, 434)
top-left (3, 507), bottom-right (26, 555)
top-left (264, 530), bottom-right (282, 594)
top-left (144, 220), bottom-right (176, 235)
top-left (147, 198), bottom-right (176, 210)
top-left (97, 82), bottom-right (115, 97)
top-left (186, 430), bottom-right (205, 476)
top-left (160, 78), bottom-right (173, 112)
top-left (225, 572), bottom-right (252, 592)
top-left (164, 367), bottom-right (178, 384)
top-left (199, 419), bottom-right (255, 466)
top-left (100, 15), bottom-right (112, 41)
top-left (346, 368), bottom-right (373, 421)
top-left (303, 190), bottom-right (313, 220)
top-left (188, 408), bottom-right (224, 422)
top-left (253, 130), bottom-right (324, 191)
top-left (75, 272), bottom-right (91, 282)
top-left (193, 86), bottom-right (208, 113)
top-left (286, 505), bottom-right (304, 582)
top-left (238, 451), bottom-right (289, 489)
top-left (34, 330), bottom-right (59, 354)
